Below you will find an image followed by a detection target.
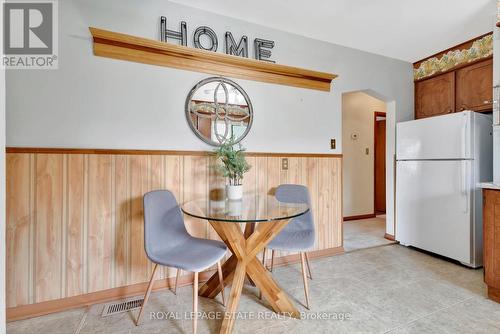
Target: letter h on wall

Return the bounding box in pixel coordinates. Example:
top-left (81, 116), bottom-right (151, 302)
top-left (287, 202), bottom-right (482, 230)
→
top-left (160, 16), bottom-right (187, 46)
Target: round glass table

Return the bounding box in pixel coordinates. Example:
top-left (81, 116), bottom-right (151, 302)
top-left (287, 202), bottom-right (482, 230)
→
top-left (181, 194), bottom-right (309, 334)
top-left (181, 193), bottom-right (309, 223)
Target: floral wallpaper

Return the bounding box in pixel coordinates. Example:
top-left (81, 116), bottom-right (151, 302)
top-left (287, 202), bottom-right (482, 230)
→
top-left (413, 34), bottom-right (493, 80)
top-left (498, 0), bottom-right (500, 22)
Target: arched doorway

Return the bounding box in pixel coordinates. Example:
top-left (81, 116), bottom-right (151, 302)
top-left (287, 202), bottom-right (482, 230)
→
top-left (341, 90), bottom-right (396, 251)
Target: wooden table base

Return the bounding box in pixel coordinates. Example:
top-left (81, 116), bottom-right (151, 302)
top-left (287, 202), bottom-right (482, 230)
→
top-left (198, 220), bottom-right (301, 334)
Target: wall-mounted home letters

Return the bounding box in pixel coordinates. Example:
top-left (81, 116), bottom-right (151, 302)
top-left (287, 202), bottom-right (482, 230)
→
top-left (160, 16), bottom-right (275, 63)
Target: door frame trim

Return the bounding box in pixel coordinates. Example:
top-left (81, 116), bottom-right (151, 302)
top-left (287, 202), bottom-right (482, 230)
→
top-left (374, 111), bottom-right (387, 214)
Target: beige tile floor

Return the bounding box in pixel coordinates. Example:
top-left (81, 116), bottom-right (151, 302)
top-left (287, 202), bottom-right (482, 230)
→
top-left (343, 215), bottom-right (395, 252)
top-left (7, 244), bottom-right (500, 334)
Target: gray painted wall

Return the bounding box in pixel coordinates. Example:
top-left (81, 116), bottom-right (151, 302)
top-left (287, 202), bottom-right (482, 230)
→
top-left (6, 0), bottom-right (413, 153)
top-left (5, 0), bottom-right (414, 235)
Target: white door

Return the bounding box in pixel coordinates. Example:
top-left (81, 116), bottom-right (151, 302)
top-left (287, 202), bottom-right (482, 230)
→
top-left (397, 111), bottom-right (472, 160)
top-left (396, 160), bottom-right (472, 264)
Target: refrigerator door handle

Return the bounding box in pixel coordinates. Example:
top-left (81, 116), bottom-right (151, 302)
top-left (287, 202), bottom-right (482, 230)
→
top-left (461, 161), bottom-right (469, 214)
top-left (462, 113), bottom-right (468, 158)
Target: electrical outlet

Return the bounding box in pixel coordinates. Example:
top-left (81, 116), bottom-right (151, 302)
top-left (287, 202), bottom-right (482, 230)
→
top-left (365, 148), bottom-right (369, 155)
top-left (330, 139), bottom-right (336, 149)
top-left (281, 158), bottom-right (289, 170)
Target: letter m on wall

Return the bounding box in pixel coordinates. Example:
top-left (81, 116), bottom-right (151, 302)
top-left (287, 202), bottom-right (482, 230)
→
top-left (225, 32), bottom-right (248, 58)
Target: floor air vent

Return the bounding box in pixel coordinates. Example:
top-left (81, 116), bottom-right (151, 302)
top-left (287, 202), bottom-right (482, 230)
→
top-left (101, 297), bottom-right (144, 317)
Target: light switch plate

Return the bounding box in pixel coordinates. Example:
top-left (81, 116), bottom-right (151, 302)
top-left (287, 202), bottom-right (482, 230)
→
top-left (330, 139), bottom-right (336, 149)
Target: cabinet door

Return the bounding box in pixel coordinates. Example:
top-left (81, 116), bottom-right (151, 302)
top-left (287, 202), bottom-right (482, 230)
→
top-left (415, 72), bottom-right (455, 119)
top-left (483, 189), bottom-right (500, 290)
top-left (456, 59), bottom-right (493, 112)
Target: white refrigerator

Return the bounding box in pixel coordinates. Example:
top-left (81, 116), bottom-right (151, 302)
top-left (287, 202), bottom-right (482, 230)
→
top-left (396, 111), bottom-right (492, 268)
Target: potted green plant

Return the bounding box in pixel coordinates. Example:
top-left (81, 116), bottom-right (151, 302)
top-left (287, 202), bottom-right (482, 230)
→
top-left (214, 140), bottom-right (251, 200)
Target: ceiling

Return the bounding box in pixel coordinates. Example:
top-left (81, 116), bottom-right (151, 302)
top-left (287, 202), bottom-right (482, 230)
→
top-left (170, 0), bottom-right (494, 62)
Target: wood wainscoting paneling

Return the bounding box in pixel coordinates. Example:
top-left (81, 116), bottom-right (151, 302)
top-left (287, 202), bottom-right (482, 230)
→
top-left (6, 246), bottom-right (343, 321)
top-left (6, 149), bottom-right (343, 319)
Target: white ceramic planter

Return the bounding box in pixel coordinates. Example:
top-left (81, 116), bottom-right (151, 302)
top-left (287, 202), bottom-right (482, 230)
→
top-left (227, 199), bottom-right (242, 216)
top-left (226, 185), bottom-right (243, 200)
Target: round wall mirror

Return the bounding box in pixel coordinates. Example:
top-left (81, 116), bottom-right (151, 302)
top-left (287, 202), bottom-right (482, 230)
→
top-left (185, 77), bottom-right (253, 146)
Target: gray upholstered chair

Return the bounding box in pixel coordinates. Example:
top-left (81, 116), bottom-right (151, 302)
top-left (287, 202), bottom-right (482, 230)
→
top-left (136, 190), bottom-right (227, 334)
top-left (262, 184), bottom-right (314, 309)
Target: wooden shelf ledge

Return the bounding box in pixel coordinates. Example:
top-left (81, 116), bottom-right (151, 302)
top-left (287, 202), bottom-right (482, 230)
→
top-left (89, 27), bottom-right (337, 91)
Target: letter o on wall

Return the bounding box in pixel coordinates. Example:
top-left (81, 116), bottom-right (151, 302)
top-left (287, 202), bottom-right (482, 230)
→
top-left (193, 26), bottom-right (218, 52)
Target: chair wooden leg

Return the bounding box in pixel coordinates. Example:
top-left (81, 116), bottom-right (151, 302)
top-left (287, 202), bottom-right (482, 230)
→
top-left (300, 253), bottom-right (310, 310)
top-left (174, 268), bottom-right (181, 295)
top-left (193, 271), bottom-right (199, 334)
top-left (136, 263), bottom-right (159, 326)
top-left (305, 252), bottom-right (313, 280)
top-left (270, 250), bottom-right (275, 272)
top-left (259, 249), bottom-right (267, 300)
top-left (217, 261), bottom-right (225, 307)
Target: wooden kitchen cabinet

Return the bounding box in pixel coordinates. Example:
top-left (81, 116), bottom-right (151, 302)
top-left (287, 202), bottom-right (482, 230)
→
top-left (456, 59), bottom-right (493, 112)
top-left (415, 72), bottom-right (455, 119)
top-left (483, 189), bottom-right (500, 303)
top-left (414, 58), bottom-right (493, 120)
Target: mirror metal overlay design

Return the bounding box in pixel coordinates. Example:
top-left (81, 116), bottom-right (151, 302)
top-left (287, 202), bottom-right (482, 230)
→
top-left (185, 77), bottom-right (253, 146)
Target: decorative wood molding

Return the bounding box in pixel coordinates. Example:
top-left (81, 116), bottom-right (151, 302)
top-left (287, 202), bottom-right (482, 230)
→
top-left (5, 147), bottom-right (342, 158)
top-left (343, 213), bottom-right (376, 221)
top-left (6, 246), bottom-right (343, 322)
top-left (89, 27), bottom-right (337, 92)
